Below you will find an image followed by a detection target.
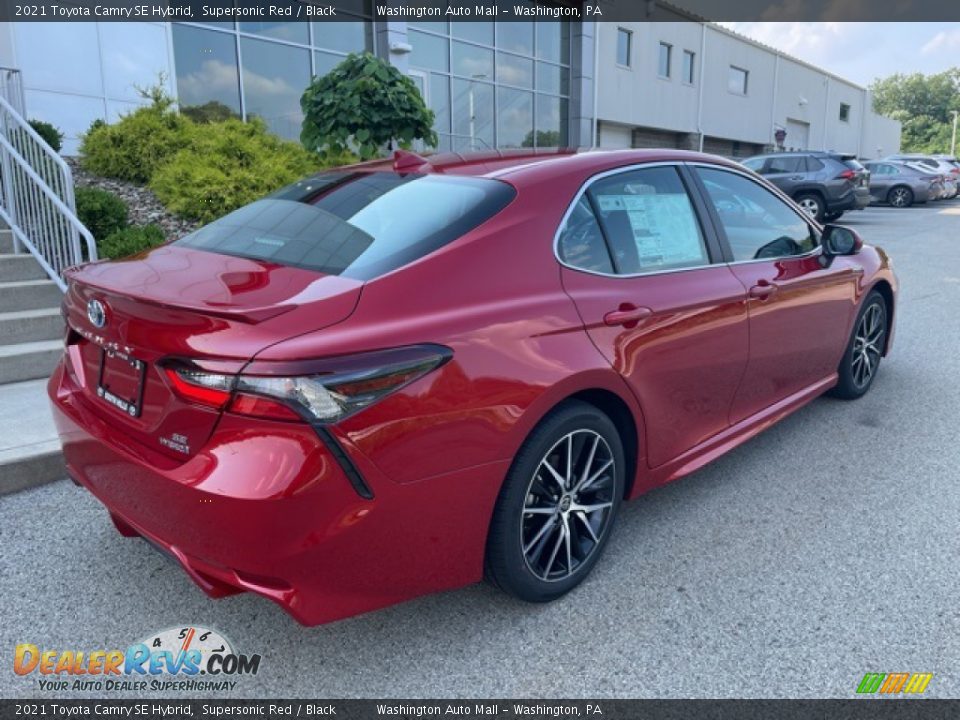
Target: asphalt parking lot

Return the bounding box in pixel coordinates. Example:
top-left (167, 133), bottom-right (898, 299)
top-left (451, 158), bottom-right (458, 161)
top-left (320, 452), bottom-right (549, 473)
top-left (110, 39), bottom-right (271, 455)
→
top-left (2, 199), bottom-right (958, 700)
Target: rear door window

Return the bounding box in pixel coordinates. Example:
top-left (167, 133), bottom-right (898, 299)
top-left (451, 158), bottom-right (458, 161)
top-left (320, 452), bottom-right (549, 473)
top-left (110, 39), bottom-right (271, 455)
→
top-left (585, 166), bottom-right (709, 275)
top-left (175, 172), bottom-right (516, 281)
top-left (764, 157), bottom-right (803, 174)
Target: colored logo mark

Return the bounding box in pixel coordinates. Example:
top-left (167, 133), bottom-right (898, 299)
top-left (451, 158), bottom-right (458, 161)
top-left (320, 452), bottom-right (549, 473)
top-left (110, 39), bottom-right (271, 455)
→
top-left (857, 672), bottom-right (933, 694)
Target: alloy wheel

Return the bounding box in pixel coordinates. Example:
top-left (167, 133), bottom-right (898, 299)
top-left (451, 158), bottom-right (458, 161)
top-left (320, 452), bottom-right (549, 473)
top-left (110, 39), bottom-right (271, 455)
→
top-left (798, 198), bottom-right (819, 217)
top-left (890, 188), bottom-right (911, 207)
top-left (851, 302), bottom-right (885, 388)
top-left (521, 430), bottom-right (616, 582)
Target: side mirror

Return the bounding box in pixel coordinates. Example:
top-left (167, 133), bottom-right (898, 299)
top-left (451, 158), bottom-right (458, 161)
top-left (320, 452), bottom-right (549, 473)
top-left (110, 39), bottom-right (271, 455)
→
top-left (821, 224), bottom-right (863, 258)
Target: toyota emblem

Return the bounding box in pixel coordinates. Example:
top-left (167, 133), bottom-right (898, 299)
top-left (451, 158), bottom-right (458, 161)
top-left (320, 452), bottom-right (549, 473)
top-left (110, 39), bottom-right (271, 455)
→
top-left (87, 299), bottom-right (107, 328)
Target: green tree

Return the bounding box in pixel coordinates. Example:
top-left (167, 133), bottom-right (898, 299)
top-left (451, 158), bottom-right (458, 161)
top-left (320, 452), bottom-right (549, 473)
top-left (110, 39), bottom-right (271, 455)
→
top-left (521, 129), bottom-right (563, 148)
top-left (300, 52), bottom-right (437, 160)
top-left (180, 101), bottom-right (240, 124)
top-left (870, 69), bottom-right (960, 153)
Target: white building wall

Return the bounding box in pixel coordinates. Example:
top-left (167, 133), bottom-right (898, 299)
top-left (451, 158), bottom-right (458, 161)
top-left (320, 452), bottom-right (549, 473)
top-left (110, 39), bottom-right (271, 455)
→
top-left (597, 22), bottom-right (701, 134)
top-left (595, 22), bottom-right (900, 158)
top-left (698, 25), bottom-right (775, 145)
top-left (0, 22), bottom-right (174, 154)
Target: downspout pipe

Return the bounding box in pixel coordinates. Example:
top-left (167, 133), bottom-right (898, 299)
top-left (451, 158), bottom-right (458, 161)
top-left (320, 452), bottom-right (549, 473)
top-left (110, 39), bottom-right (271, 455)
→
top-left (696, 23), bottom-right (706, 152)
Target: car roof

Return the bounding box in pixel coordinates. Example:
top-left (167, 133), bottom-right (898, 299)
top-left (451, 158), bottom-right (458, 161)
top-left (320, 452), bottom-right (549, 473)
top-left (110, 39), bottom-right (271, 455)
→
top-left (342, 148), bottom-right (747, 185)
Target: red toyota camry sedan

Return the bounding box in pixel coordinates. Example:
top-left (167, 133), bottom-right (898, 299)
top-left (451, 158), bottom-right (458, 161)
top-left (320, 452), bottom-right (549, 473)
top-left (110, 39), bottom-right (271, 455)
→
top-left (49, 149), bottom-right (897, 625)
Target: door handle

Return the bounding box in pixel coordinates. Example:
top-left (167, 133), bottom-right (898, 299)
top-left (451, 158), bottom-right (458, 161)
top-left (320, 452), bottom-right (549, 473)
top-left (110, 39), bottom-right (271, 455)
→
top-left (749, 281), bottom-right (779, 300)
top-left (603, 305), bottom-right (653, 327)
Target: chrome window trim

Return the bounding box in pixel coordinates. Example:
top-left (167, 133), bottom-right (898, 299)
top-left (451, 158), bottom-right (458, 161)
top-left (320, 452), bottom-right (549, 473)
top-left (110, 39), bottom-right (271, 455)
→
top-left (553, 160), bottom-right (824, 279)
top-left (552, 161), bottom-right (719, 280)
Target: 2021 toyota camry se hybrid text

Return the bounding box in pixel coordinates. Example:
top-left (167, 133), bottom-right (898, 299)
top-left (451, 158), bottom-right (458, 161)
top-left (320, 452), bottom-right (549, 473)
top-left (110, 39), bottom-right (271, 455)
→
top-left (49, 149), bottom-right (897, 625)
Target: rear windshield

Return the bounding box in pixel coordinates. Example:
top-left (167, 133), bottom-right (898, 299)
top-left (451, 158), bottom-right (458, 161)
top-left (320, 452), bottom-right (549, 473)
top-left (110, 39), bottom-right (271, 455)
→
top-left (842, 159), bottom-right (865, 171)
top-left (174, 172), bottom-right (516, 280)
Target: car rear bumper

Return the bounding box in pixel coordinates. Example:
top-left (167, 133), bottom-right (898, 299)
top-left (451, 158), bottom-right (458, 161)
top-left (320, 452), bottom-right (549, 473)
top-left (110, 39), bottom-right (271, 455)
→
top-left (48, 359), bottom-right (505, 625)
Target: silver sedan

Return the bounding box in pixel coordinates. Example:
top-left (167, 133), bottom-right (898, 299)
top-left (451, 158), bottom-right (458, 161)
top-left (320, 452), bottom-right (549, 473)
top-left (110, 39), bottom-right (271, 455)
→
top-left (863, 161), bottom-right (936, 207)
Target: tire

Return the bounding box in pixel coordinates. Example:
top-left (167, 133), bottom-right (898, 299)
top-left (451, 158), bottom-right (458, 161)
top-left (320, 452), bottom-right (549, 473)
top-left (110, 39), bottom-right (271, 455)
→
top-left (830, 291), bottom-right (888, 400)
top-left (795, 193), bottom-right (825, 222)
top-left (485, 400), bottom-right (625, 603)
top-left (887, 186), bottom-right (913, 208)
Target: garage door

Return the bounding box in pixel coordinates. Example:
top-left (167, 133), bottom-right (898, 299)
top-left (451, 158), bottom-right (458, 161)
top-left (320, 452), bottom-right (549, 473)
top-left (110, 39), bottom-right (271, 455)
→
top-left (785, 119), bottom-right (810, 151)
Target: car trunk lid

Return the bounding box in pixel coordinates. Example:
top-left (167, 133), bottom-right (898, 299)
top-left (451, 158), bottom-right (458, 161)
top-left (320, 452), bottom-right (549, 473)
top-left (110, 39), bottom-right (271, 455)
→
top-left (61, 244), bottom-right (362, 461)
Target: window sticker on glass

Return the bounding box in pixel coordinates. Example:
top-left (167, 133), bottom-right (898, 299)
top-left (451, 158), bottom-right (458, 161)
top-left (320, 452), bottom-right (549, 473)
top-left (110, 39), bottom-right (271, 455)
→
top-left (595, 193), bottom-right (706, 270)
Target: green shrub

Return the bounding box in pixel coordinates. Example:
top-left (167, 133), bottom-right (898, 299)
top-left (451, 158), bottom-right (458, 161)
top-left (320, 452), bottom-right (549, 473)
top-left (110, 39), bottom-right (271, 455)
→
top-left (29, 119), bottom-right (64, 152)
top-left (150, 118), bottom-right (324, 223)
top-left (75, 186), bottom-right (129, 240)
top-left (80, 102), bottom-right (194, 183)
top-left (99, 224), bottom-right (165, 260)
top-left (300, 52), bottom-right (437, 160)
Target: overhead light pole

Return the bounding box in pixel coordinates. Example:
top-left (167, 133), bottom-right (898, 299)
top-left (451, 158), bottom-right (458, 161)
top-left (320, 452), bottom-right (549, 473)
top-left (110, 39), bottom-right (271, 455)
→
top-left (952, 110), bottom-right (958, 157)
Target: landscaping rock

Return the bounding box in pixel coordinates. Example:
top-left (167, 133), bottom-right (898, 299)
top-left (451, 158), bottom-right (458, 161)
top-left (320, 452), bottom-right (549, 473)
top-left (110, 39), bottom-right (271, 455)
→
top-left (66, 157), bottom-right (200, 242)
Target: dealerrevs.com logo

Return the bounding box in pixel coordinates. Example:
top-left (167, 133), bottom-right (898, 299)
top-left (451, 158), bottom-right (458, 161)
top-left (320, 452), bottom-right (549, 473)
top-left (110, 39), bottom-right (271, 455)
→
top-left (13, 626), bottom-right (261, 693)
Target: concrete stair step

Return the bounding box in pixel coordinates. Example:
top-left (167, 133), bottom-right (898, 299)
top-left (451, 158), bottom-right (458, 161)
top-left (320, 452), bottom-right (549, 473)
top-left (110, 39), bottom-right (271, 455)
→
top-left (0, 253), bottom-right (48, 282)
top-left (0, 279), bottom-right (62, 312)
top-left (0, 229), bottom-right (13, 254)
top-left (0, 307), bottom-right (64, 344)
top-left (0, 378), bottom-right (64, 495)
top-left (0, 339), bottom-right (62, 383)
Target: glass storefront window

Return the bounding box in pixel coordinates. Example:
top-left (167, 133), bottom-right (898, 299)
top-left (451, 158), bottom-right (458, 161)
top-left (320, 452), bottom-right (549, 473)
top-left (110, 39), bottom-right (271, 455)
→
top-left (536, 95), bottom-right (569, 147)
top-left (536, 62), bottom-right (569, 95)
top-left (172, 24), bottom-right (242, 115)
top-left (497, 52), bottom-right (533, 89)
top-left (239, 21), bottom-right (308, 44)
top-left (240, 37), bottom-right (310, 140)
top-left (536, 22), bottom-right (570, 64)
top-left (315, 51), bottom-right (343, 77)
top-left (312, 20), bottom-right (370, 54)
top-left (498, 22), bottom-right (534, 55)
top-left (452, 41), bottom-right (493, 79)
top-left (452, 78), bottom-right (494, 150)
top-left (409, 30), bottom-right (450, 73)
top-left (451, 21), bottom-right (493, 46)
top-left (497, 88), bottom-right (534, 147)
top-left (431, 73), bottom-right (451, 135)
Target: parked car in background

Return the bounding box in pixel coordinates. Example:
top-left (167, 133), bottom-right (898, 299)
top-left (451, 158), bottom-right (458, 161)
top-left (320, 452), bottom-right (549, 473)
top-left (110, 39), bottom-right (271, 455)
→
top-left (888, 154), bottom-right (960, 192)
top-left (909, 163), bottom-right (956, 199)
top-left (862, 160), bottom-right (937, 207)
top-left (742, 151), bottom-right (870, 222)
top-left (901, 163), bottom-right (947, 200)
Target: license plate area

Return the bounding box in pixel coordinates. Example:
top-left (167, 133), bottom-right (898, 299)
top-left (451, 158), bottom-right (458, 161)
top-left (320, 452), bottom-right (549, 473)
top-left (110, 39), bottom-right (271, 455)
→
top-left (96, 348), bottom-right (146, 418)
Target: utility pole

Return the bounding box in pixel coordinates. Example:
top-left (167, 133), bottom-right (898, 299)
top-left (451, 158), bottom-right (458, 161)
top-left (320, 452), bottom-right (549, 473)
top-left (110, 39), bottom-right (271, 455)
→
top-left (952, 110), bottom-right (958, 157)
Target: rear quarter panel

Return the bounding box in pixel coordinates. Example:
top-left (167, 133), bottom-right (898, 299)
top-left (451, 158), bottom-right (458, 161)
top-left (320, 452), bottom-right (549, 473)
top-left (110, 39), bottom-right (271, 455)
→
top-left (254, 173), bottom-right (647, 487)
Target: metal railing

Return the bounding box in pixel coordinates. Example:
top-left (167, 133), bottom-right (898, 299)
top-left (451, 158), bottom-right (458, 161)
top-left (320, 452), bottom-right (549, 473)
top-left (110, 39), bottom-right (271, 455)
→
top-left (0, 69), bottom-right (95, 291)
top-left (0, 67), bottom-right (26, 117)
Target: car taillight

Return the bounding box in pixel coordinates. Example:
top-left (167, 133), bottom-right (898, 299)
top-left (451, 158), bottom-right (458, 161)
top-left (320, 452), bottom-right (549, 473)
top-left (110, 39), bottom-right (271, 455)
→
top-left (163, 345), bottom-right (452, 424)
top-left (163, 366), bottom-right (233, 409)
top-left (837, 169), bottom-right (856, 180)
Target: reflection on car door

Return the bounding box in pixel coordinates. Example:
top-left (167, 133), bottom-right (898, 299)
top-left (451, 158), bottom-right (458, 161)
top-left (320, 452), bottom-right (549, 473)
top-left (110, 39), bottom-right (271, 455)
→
top-left (693, 166), bottom-right (861, 423)
top-left (557, 164), bottom-right (749, 468)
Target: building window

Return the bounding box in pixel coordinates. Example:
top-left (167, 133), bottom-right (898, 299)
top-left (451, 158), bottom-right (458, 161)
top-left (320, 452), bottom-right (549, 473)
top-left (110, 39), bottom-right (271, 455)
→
top-left (171, 4), bottom-right (374, 140)
top-left (839, 103), bottom-right (851, 122)
top-left (728, 66), bottom-right (749, 95)
top-left (658, 42), bottom-right (672, 78)
top-left (616, 28), bottom-right (631, 67)
top-left (409, 20), bottom-right (572, 151)
top-left (683, 50), bottom-right (695, 84)
top-left (171, 24), bottom-right (242, 118)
